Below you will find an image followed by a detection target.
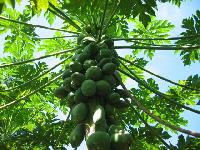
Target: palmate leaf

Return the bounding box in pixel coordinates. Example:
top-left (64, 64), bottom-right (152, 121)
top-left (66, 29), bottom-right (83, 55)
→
top-left (176, 10), bottom-right (200, 65)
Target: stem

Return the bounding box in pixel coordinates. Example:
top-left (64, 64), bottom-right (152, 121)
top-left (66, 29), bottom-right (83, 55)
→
top-left (98, 0), bottom-right (109, 42)
top-left (114, 45), bottom-right (200, 50)
top-left (124, 99), bottom-right (172, 149)
top-left (112, 34), bottom-right (200, 41)
top-left (0, 16), bottom-right (78, 34)
top-left (0, 48), bottom-right (77, 68)
top-left (120, 81), bottom-right (200, 138)
top-left (48, 8), bottom-right (66, 21)
top-left (1, 56), bottom-right (72, 92)
top-left (49, 3), bottom-right (81, 31)
top-left (119, 56), bottom-right (200, 91)
top-left (119, 61), bottom-right (200, 114)
top-left (0, 74), bottom-right (62, 110)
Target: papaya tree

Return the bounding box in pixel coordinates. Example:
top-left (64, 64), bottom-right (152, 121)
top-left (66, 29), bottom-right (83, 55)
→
top-left (0, 0), bottom-right (200, 149)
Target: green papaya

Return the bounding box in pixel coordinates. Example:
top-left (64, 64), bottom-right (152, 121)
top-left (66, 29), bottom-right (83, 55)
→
top-left (96, 48), bottom-right (112, 61)
top-left (95, 119), bottom-right (108, 132)
top-left (103, 39), bottom-right (114, 50)
top-left (103, 75), bottom-right (116, 88)
top-left (69, 61), bottom-right (82, 72)
top-left (113, 100), bottom-right (129, 109)
top-left (81, 80), bottom-right (96, 96)
top-left (98, 58), bottom-right (112, 68)
top-left (108, 125), bottom-right (123, 135)
top-left (110, 131), bottom-right (132, 150)
top-left (105, 103), bottom-right (115, 116)
top-left (69, 124), bottom-right (85, 148)
top-left (115, 89), bottom-right (129, 99)
top-left (96, 80), bottom-right (111, 96)
top-left (81, 37), bottom-right (95, 46)
top-left (74, 88), bottom-right (88, 103)
top-left (86, 131), bottom-right (110, 150)
top-left (70, 80), bottom-right (80, 91)
top-left (84, 42), bottom-right (99, 56)
top-left (93, 105), bottom-right (106, 124)
top-left (62, 69), bottom-right (73, 80)
top-left (67, 92), bottom-right (75, 107)
top-left (54, 86), bottom-right (68, 99)
top-left (112, 57), bottom-right (120, 67)
top-left (102, 63), bottom-right (116, 75)
top-left (71, 102), bottom-right (88, 123)
top-left (77, 52), bottom-right (90, 63)
top-left (107, 92), bottom-right (120, 104)
top-left (98, 42), bottom-right (108, 49)
top-left (83, 60), bottom-right (97, 70)
top-left (63, 77), bottom-right (72, 92)
top-left (71, 72), bottom-right (85, 86)
top-left (85, 66), bottom-right (102, 81)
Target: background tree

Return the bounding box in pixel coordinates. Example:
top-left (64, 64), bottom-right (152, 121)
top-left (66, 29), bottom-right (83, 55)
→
top-left (0, 0), bottom-right (200, 149)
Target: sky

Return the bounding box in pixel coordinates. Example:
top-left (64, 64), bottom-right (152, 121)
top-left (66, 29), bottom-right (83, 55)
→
top-left (0, 0), bottom-right (200, 149)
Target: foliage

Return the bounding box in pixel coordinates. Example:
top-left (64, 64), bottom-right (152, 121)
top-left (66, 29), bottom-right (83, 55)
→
top-left (0, 0), bottom-right (200, 149)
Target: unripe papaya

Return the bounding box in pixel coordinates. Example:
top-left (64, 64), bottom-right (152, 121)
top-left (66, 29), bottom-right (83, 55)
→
top-left (86, 131), bottom-right (110, 150)
top-left (74, 88), bottom-right (88, 103)
top-left (102, 63), bottom-right (116, 75)
top-left (71, 72), bottom-right (85, 86)
top-left (81, 80), bottom-right (96, 96)
top-left (54, 86), bottom-right (68, 99)
top-left (83, 60), bottom-right (97, 70)
top-left (96, 80), bottom-right (111, 96)
top-left (69, 61), bottom-right (82, 72)
top-left (69, 124), bottom-right (85, 148)
top-left (62, 69), bottom-right (73, 80)
top-left (85, 66), bottom-right (102, 81)
top-left (63, 77), bottom-right (72, 92)
top-left (93, 105), bottom-right (106, 124)
top-left (71, 102), bottom-right (88, 123)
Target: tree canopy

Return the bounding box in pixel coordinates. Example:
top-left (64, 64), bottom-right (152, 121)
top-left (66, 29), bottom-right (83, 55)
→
top-left (0, 0), bottom-right (200, 149)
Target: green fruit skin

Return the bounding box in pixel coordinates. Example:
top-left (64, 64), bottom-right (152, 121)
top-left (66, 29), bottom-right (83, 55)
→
top-left (98, 42), bottom-right (108, 50)
top-left (103, 75), bottom-right (117, 88)
top-left (112, 57), bottom-right (120, 67)
top-left (96, 80), bottom-right (111, 96)
top-left (104, 39), bottom-right (114, 50)
top-left (83, 60), bottom-right (97, 70)
top-left (110, 132), bottom-right (132, 150)
top-left (67, 92), bottom-right (75, 107)
top-left (74, 88), bottom-right (87, 103)
top-left (105, 103), bottom-right (115, 116)
top-left (77, 52), bottom-right (90, 63)
top-left (85, 66), bottom-right (102, 81)
top-left (95, 119), bottom-right (108, 132)
top-left (93, 105), bottom-right (106, 124)
top-left (71, 102), bottom-right (88, 123)
top-left (113, 100), bottom-right (129, 109)
top-left (108, 125), bottom-right (123, 135)
top-left (69, 61), bottom-right (82, 72)
top-left (115, 89), bottom-right (129, 99)
top-left (102, 63), bottom-right (116, 75)
top-left (81, 80), bottom-right (96, 96)
top-left (86, 131), bottom-right (110, 150)
top-left (77, 33), bottom-right (85, 45)
top-left (54, 86), bottom-right (68, 99)
top-left (108, 92), bottom-right (120, 104)
top-left (98, 58), bottom-right (112, 68)
top-left (84, 42), bottom-right (99, 56)
top-left (63, 77), bottom-right (72, 92)
top-left (71, 72), bottom-right (85, 85)
top-left (62, 69), bottom-right (73, 80)
top-left (69, 124), bottom-right (85, 148)
top-left (96, 49), bottom-right (112, 61)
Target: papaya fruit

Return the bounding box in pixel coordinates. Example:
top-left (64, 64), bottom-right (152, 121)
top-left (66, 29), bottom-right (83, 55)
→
top-left (81, 37), bottom-right (95, 46)
top-left (108, 125), bottom-right (123, 135)
top-left (98, 42), bottom-right (108, 49)
top-left (93, 105), bottom-right (106, 124)
top-left (62, 69), bottom-right (73, 80)
top-left (96, 80), bottom-right (111, 96)
top-left (69, 124), bottom-right (85, 148)
top-left (115, 89), bottom-right (129, 99)
top-left (77, 52), bottom-right (90, 63)
top-left (95, 119), bottom-right (108, 132)
top-left (96, 48), bottom-right (112, 61)
top-left (98, 58), bottom-right (112, 68)
top-left (74, 88), bottom-right (88, 103)
top-left (105, 103), bottom-right (115, 116)
top-left (81, 80), bottom-right (96, 96)
top-left (84, 42), bottom-right (99, 56)
top-left (86, 131), bottom-right (110, 150)
top-left (67, 92), bottom-right (75, 107)
top-left (102, 63), bottom-right (116, 75)
top-left (70, 80), bottom-right (80, 91)
top-left (54, 86), bottom-right (68, 99)
top-left (103, 39), bottom-right (114, 50)
top-left (103, 75), bottom-right (116, 88)
top-left (71, 72), bottom-right (85, 86)
top-left (85, 66), bottom-right (102, 81)
top-left (110, 131), bottom-right (132, 150)
top-left (107, 92), bottom-right (120, 104)
top-left (69, 61), bottom-right (82, 72)
top-left (63, 77), bottom-right (72, 92)
top-left (113, 100), bottom-right (129, 109)
top-left (71, 102), bottom-right (88, 123)
top-left (83, 60), bottom-right (97, 70)
top-left (112, 57), bottom-right (120, 67)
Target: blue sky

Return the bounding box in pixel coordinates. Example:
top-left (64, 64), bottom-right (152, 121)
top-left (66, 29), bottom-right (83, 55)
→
top-left (0, 0), bottom-right (200, 149)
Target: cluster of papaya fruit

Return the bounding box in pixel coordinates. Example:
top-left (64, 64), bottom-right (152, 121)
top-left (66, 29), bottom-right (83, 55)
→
top-left (54, 33), bottom-right (132, 150)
